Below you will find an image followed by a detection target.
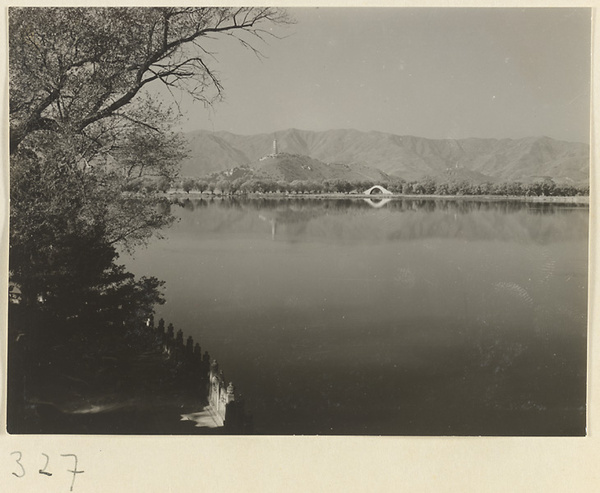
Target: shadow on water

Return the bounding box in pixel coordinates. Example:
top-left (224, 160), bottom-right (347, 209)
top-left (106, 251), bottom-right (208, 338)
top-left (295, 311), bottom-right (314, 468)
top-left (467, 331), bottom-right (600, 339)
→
top-left (246, 319), bottom-right (586, 436)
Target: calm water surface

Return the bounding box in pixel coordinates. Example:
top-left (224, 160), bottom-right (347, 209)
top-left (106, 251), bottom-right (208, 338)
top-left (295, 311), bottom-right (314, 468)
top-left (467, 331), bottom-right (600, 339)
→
top-left (123, 198), bottom-right (588, 435)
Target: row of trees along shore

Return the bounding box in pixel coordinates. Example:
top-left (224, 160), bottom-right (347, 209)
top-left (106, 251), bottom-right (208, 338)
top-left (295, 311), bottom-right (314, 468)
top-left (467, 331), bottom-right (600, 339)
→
top-left (171, 176), bottom-right (589, 197)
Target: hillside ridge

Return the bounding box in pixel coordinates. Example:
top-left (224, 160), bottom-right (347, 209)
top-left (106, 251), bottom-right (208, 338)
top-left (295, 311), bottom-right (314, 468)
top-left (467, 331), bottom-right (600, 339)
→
top-left (181, 129), bottom-right (589, 185)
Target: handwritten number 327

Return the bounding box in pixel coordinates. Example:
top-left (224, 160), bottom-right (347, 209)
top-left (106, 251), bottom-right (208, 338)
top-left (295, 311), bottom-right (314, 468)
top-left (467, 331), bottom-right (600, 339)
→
top-left (10, 452), bottom-right (84, 491)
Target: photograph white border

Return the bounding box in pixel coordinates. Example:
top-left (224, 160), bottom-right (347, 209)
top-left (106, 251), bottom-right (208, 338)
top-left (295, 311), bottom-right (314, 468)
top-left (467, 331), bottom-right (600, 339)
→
top-left (1, 1), bottom-right (598, 491)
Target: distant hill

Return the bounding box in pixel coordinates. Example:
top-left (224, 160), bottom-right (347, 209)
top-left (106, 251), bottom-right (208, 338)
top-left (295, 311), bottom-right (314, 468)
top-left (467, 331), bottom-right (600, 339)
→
top-left (181, 129), bottom-right (589, 184)
top-left (183, 131), bottom-right (251, 175)
top-left (254, 153), bottom-right (391, 183)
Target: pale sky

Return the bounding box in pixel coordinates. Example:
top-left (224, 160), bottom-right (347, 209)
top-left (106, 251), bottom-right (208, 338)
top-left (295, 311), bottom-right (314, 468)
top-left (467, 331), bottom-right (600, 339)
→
top-left (168, 8), bottom-right (591, 143)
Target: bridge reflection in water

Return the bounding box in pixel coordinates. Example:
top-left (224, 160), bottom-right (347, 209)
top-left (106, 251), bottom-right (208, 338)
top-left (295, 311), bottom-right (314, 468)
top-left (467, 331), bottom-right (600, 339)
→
top-left (363, 197), bottom-right (393, 209)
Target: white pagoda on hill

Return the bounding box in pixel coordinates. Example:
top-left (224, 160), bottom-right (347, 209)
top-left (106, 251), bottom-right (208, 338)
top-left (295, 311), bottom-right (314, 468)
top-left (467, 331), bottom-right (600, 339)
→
top-left (259, 137), bottom-right (281, 161)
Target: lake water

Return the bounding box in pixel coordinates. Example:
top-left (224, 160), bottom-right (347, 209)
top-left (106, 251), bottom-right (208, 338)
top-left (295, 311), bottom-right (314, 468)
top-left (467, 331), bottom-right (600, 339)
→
top-left (123, 197), bottom-right (588, 435)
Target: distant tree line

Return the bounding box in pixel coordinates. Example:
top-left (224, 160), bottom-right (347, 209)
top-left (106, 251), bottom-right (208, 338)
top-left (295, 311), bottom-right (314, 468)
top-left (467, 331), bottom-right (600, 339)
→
top-left (173, 176), bottom-right (589, 197)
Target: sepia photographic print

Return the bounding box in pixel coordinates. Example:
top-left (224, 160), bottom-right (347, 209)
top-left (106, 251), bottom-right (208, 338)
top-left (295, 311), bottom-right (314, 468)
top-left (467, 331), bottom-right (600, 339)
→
top-left (5, 6), bottom-right (591, 440)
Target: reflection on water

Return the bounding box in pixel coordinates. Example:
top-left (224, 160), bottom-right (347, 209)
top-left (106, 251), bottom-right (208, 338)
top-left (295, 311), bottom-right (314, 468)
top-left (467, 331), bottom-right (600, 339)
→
top-left (124, 198), bottom-right (588, 435)
top-left (363, 197), bottom-right (393, 208)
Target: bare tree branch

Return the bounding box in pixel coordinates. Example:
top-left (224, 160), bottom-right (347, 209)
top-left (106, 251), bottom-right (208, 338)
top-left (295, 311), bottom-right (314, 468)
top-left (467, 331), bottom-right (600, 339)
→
top-left (10, 7), bottom-right (293, 154)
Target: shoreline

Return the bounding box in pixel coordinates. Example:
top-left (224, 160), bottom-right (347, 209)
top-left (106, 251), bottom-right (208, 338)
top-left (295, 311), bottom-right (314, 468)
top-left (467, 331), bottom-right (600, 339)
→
top-left (166, 191), bottom-right (589, 205)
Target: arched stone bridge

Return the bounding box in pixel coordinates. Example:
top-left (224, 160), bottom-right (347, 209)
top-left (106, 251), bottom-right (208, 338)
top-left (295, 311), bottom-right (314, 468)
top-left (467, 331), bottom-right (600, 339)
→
top-left (364, 185), bottom-right (393, 195)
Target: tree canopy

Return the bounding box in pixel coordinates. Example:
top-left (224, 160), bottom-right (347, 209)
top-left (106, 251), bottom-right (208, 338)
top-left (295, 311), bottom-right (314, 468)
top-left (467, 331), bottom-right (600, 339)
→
top-left (8, 6), bottom-right (291, 324)
top-left (8, 7), bottom-right (293, 433)
top-left (10, 7), bottom-right (291, 154)
top-left (9, 8), bottom-right (290, 243)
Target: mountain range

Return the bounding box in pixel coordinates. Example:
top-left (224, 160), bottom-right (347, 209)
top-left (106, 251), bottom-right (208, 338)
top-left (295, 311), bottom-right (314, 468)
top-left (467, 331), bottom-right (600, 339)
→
top-left (181, 128), bottom-right (589, 184)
